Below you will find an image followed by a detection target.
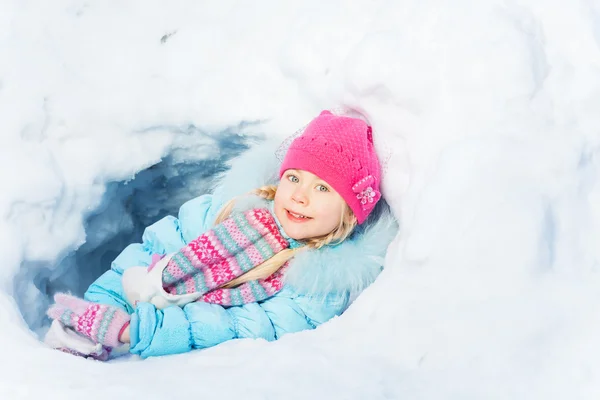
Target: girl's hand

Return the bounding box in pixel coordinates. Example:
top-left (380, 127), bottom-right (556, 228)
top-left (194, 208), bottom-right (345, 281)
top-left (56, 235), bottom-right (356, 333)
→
top-left (47, 293), bottom-right (130, 348)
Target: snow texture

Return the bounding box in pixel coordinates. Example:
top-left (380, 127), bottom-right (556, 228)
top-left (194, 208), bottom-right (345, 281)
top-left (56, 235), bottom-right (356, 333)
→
top-left (1, 1), bottom-right (600, 399)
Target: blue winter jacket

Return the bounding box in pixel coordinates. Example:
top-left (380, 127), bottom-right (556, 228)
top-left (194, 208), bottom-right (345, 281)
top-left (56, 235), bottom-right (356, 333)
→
top-left (84, 142), bottom-right (398, 358)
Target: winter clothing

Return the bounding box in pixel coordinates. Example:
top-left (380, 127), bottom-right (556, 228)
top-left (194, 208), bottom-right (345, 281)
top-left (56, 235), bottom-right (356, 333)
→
top-left (122, 207), bottom-right (293, 308)
top-left (44, 320), bottom-right (111, 361)
top-left (74, 138), bottom-right (397, 359)
top-left (280, 110), bottom-right (381, 224)
top-left (47, 293), bottom-right (130, 349)
top-left (162, 207), bottom-right (290, 301)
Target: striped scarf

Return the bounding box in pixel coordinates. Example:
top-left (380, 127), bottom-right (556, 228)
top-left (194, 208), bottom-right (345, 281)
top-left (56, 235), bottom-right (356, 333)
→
top-left (158, 208), bottom-right (293, 306)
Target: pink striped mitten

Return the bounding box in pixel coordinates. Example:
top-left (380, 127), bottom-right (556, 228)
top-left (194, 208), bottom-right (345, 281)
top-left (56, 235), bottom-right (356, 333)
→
top-left (47, 293), bottom-right (130, 349)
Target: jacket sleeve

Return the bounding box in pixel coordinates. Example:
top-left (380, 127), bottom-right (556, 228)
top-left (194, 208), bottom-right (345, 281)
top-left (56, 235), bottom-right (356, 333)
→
top-left (83, 194), bottom-right (218, 311)
top-left (128, 291), bottom-right (350, 358)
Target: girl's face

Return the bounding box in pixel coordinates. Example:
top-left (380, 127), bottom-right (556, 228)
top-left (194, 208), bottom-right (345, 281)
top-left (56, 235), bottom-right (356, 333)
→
top-left (274, 169), bottom-right (347, 240)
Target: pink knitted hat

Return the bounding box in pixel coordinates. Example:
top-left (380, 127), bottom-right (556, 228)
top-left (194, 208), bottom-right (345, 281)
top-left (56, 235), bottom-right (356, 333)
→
top-left (279, 110), bottom-right (382, 224)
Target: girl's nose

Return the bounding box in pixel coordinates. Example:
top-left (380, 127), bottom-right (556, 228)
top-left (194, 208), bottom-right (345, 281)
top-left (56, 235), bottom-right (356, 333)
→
top-left (291, 188), bottom-right (308, 205)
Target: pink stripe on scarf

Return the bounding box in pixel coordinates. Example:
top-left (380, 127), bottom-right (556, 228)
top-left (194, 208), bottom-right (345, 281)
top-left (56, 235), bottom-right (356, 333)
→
top-left (222, 217), bottom-right (253, 249)
top-left (243, 243), bottom-right (266, 266)
top-left (204, 259), bottom-right (236, 288)
top-left (239, 284), bottom-right (256, 303)
top-left (184, 276), bottom-right (197, 294)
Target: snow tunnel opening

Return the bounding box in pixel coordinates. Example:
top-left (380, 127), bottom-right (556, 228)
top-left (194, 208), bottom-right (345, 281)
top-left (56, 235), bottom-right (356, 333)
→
top-left (14, 125), bottom-right (263, 336)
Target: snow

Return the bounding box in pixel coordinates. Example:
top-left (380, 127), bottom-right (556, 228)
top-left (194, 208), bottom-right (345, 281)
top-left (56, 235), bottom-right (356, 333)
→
top-left (1, 0), bottom-right (600, 398)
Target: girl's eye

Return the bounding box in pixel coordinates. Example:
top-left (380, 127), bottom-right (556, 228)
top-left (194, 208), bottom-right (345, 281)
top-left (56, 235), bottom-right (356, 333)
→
top-left (288, 175), bottom-right (299, 183)
top-left (316, 185), bottom-right (329, 192)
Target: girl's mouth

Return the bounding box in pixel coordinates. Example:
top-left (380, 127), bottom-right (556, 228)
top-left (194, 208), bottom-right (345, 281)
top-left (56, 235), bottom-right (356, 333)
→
top-left (285, 209), bottom-right (312, 223)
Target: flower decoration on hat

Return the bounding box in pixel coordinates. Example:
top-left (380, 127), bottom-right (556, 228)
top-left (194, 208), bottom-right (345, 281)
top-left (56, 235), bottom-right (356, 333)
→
top-left (352, 175), bottom-right (381, 211)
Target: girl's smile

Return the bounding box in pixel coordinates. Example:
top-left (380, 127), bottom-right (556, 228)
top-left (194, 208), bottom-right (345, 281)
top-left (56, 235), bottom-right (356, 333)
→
top-left (285, 209), bottom-right (312, 222)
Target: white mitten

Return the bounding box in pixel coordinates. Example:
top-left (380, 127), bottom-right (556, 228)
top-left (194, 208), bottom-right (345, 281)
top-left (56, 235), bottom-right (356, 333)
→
top-left (121, 253), bottom-right (201, 310)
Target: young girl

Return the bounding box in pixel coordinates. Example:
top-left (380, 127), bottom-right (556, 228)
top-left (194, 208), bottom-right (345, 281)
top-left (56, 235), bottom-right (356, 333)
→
top-left (44, 110), bottom-right (398, 360)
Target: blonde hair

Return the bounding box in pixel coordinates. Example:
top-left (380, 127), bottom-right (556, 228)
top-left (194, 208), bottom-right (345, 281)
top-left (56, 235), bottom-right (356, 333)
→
top-left (215, 185), bottom-right (357, 288)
